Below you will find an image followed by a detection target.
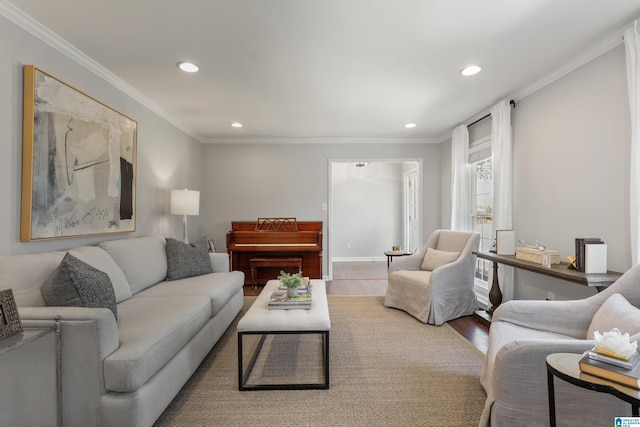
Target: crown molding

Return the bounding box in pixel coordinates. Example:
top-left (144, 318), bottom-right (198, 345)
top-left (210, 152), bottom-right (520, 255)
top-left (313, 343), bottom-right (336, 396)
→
top-left (438, 21), bottom-right (632, 144)
top-left (510, 25), bottom-right (627, 102)
top-left (201, 137), bottom-right (440, 144)
top-left (0, 0), bottom-right (204, 143)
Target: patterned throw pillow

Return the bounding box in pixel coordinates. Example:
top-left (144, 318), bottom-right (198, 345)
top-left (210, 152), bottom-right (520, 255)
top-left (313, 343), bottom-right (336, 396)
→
top-left (41, 252), bottom-right (118, 319)
top-left (165, 238), bottom-right (213, 281)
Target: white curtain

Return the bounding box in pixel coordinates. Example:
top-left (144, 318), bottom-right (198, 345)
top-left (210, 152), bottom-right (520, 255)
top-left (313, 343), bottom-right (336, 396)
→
top-left (451, 125), bottom-right (473, 231)
top-left (625, 20), bottom-right (640, 266)
top-left (491, 99), bottom-right (515, 301)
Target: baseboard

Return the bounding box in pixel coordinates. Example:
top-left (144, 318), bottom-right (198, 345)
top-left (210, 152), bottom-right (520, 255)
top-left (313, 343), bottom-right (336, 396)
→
top-left (332, 257), bottom-right (386, 262)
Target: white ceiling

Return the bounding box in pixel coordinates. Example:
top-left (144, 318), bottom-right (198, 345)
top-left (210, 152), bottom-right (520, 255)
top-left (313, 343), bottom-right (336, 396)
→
top-left (5, 0), bottom-right (640, 142)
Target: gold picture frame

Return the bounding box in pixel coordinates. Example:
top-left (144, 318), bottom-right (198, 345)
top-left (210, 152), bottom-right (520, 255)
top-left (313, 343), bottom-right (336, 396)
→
top-left (0, 289), bottom-right (23, 342)
top-left (21, 65), bottom-right (137, 241)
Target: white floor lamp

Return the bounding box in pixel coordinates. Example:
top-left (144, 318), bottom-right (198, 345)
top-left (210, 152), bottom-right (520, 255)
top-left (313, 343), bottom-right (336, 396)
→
top-left (170, 189), bottom-right (200, 244)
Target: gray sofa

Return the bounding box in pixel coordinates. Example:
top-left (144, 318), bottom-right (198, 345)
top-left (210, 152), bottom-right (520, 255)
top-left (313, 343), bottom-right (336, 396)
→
top-left (3, 234), bottom-right (244, 427)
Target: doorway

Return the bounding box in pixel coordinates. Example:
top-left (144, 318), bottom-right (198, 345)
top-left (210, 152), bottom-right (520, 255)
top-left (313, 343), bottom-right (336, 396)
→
top-left (327, 159), bottom-right (422, 280)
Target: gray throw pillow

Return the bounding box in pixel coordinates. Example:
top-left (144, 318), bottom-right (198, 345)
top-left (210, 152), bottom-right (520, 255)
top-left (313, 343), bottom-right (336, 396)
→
top-left (165, 238), bottom-right (213, 281)
top-left (41, 252), bottom-right (118, 319)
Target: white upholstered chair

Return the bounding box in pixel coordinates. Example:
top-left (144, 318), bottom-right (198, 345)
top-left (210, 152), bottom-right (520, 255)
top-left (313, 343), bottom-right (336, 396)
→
top-left (384, 229), bottom-right (480, 325)
top-left (479, 262), bottom-right (640, 426)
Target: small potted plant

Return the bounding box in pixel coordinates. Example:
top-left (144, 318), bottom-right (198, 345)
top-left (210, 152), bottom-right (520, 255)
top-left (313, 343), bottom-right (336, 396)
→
top-left (278, 270), bottom-right (303, 298)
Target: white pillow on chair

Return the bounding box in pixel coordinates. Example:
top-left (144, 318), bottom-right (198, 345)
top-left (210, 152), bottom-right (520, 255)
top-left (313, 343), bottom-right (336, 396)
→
top-left (587, 293), bottom-right (640, 339)
top-left (420, 248), bottom-right (460, 271)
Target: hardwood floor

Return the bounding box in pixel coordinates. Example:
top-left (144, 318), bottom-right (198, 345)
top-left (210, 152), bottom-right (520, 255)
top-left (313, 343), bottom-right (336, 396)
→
top-left (243, 260), bottom-right (489, 355)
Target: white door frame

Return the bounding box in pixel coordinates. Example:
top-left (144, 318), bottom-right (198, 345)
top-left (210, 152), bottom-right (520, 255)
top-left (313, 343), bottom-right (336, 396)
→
top-left (326, 158), bottom-right (423, 280)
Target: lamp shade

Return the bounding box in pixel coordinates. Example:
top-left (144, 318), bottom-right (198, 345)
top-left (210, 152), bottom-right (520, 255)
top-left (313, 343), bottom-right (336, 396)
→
top-left (170, 189), bottom-right (200, 216)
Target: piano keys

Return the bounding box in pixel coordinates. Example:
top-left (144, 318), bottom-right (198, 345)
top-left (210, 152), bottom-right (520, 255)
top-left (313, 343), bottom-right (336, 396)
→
top-left (226, 218), bottom-right (323, 287)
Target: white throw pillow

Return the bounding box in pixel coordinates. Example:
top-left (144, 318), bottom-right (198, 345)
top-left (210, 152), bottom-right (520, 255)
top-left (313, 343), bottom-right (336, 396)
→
top-left (420, 248), bottom-right (460, 271)
top-left (587, 293), bottom-right (640, 339)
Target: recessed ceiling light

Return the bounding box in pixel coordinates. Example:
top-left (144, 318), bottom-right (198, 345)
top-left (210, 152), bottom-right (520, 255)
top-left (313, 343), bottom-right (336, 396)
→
top-left (404, 123), bottom-right (417, 128)
top-left (177, 62), bottom-right (199, 73)
top-left (230, 122), bottom-right (243, 128)
top-left (460, 65), bottom-right (481, 76)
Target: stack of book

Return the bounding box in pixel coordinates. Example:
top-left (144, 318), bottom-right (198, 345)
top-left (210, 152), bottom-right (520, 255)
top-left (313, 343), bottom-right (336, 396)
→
top-left (268, 291), bottom-right (312, 310)
top-left (578, 347), bottom-right (640, 389)
top-left (574, 238), bottom-right (605, 273)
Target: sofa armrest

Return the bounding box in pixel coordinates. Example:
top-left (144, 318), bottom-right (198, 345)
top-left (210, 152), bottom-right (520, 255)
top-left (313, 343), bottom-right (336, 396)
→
top-left (483, 338), bottom-right (594, 423)
top-left (209, 252), bottom-right (230, 273)
top-left (18, 306), bottom-right (120, 426)
top-left (492, 298), bottom-right (601, 339)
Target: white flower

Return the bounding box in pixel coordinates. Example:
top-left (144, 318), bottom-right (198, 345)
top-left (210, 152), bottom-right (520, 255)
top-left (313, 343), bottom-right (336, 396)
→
top-left (594, 328), bottom-right (638, 358)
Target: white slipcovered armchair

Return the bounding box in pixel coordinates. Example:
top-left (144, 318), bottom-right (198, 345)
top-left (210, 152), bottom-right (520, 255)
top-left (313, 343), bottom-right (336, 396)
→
top-left (384, 230), bottom-right (480, 325)
top-left (479, 262), bottom-right (640, 426)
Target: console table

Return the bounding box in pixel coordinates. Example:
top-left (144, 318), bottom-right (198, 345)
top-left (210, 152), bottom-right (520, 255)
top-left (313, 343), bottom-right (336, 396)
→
top-left (473, 251), bottom-right (622, 324)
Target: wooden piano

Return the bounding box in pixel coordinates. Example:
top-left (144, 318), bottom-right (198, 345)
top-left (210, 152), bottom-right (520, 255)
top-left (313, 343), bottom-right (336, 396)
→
top-left (226, 218), bottom-right (323, 287)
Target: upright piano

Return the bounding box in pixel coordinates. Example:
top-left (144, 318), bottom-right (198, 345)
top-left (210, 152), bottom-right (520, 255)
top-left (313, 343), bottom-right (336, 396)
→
top-left (226, 218), bottom-right (323, 286)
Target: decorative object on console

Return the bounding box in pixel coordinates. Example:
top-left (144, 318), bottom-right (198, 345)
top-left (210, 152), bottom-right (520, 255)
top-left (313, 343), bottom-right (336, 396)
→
top-left (20, 65), bottom-right (137, 241)
top-left (515, 246), bottom-right (560, 264)
top-left (170, 189), bottom-right (200, 244)
top-left (0, 289), bottom-right (23, 342)
top-left (585, 243), bottom-right (608, 274)
top-left (575, 237), bottom-right (604, 272)
top-left (496, 230), bottom-right (515, 255)
top-left (518, 239), bottom-right (546, 251)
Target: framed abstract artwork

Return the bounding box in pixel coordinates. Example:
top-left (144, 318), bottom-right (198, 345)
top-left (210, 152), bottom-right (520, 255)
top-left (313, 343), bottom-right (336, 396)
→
top-left (21, 65), bottom-right (137, 241)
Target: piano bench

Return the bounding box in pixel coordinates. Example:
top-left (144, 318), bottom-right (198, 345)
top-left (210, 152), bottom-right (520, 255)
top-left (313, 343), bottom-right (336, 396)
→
top-left (249, 257), bottom-right (303, 288)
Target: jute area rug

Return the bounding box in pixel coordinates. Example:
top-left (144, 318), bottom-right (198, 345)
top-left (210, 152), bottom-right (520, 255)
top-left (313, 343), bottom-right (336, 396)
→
top-left (154, 296), bottom-right (486, 426)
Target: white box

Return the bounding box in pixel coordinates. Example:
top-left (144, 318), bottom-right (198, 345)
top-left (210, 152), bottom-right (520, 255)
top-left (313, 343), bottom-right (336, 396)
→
top-left (496, 230), bottom-right (515, 255)
top-left (585, 244), bottom-right (607, 274)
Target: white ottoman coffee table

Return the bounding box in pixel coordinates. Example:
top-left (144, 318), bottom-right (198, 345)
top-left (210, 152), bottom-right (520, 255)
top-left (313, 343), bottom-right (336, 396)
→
top-left (237, 279), bottom-right (331, 390)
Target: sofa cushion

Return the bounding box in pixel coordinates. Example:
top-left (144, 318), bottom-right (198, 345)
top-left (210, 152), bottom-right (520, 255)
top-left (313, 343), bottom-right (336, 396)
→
top-left (165, 238), bottom-right (213, 281)
top-left (68, 246), bottom-right (132, 303)
top-left (104, 295), bottom-right (211, 392)
top-left (587, 293), bottom-right (640, 339)
top-left (99, 235), bottom-right (167, 294)
top-left (41, 253), bottom-right (118, 319)
top-left (136, 270), bottom-right (244, 316)
top-left (420, 248), bottom-right (460, 271)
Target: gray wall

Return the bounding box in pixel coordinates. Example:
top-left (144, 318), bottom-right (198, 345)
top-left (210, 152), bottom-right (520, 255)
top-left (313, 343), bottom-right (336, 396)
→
top-left (332, 162), bottom-right (404, 260)
top-left (511, 44), bottom-right (630, 300)
top-left (439, 44), bottom-right (631, 301)
top-left (202, 142), bottom-right (440, 277)
top-left (0, 15), bottom-right (204, 255)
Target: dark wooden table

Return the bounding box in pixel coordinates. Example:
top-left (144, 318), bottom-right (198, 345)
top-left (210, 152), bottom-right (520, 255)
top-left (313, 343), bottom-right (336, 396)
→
top-left (546, 353), bottom-right (640, 426)
top-left (473, 251), bottom-right (622, 319)
top-left (384, 250), bottom-right (413, 268)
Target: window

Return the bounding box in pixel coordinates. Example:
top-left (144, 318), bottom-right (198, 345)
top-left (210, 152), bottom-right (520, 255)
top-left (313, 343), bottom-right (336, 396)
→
top-left (470, 137), bottom-right (492, 308)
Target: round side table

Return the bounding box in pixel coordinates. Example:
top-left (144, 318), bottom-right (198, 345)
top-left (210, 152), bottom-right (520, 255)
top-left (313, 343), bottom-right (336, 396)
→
top-left (546, 352), bottom-right (640, 427)
top-left (384, 250), bottom-right (412, 268)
